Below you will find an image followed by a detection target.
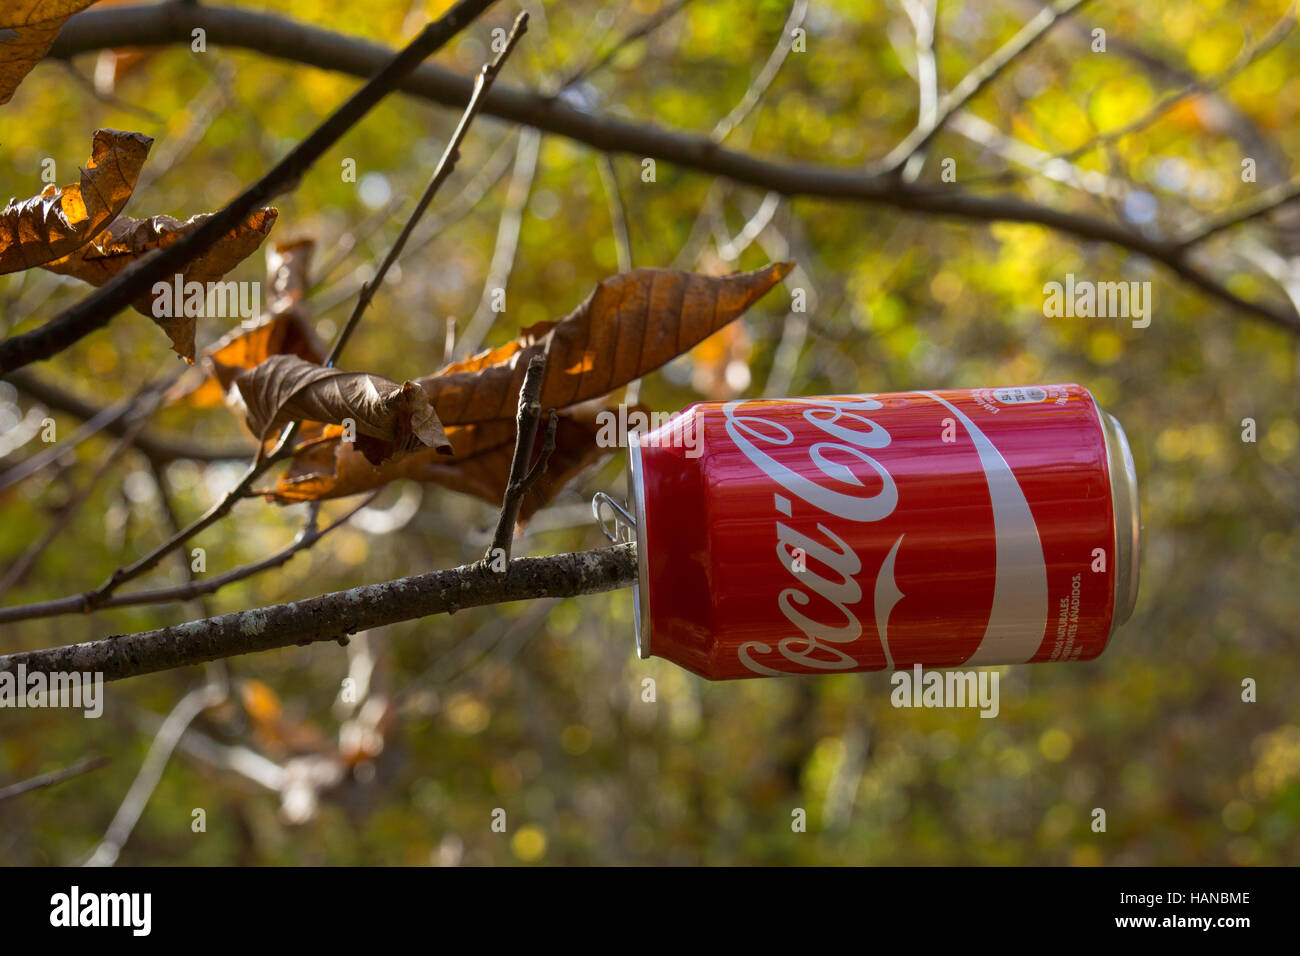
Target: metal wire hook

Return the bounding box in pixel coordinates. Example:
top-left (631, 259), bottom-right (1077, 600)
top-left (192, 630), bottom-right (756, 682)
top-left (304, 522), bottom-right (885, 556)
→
top-left (592, 492), bottom-right (636, 544)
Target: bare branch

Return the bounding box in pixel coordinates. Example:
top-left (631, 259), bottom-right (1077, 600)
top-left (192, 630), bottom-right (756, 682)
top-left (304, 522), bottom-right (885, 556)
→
top-left (0, 373), bottom-right (164, 492)
top-left (4, 370), bottom-right (252, 464)
top-left (712, 0), bottom-right (808, 143)
top-left (329, 10), bottom-right (530, 367)
top-left (0, 492), bottom-right (378, 626)
top-left (874, 0), bottom-right (1090, 175)
top-left (596, 154), bottom-right (633, 273)
top-left (85, 685), bottom-right (225, 867)
top-left (1054, 1), bottom-right (1296, 165)
top-left (146, 456), bottom-right (213, 620)
top-left (898, 0), bottom-right (938, 182)
top-left (457, 126), bottom-right (541, 357)
top-left (45, 2), bottom-right (1300, 334)
top-left (311, 132), bottom-right (519, 311)
top-left (555, 0), bottom-right (692, 92)
top-left (1177, 179), bottom-right (1300, 251)
top-left (0, 544), bottom-right (638, 684)
top-left (486, 353), bottom-right (550, 562)
top-left (0, 755), bottom-right (110, 803)
top-left (134, 59), bottom-right (236, 195)
top-left (0, 405), bottom-right (151, 598)
top-left (715, 191), bottom-right (781, 263)
top-left (80, 450), bottom-right (279, 610)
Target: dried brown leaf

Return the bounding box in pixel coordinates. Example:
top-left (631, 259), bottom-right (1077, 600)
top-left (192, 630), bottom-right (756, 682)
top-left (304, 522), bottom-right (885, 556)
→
top-left (266, 403), bottom-right (611, 521)
top-left (0, 1), bottom-right (100, 105)
top-left (232, 354), bottom-right (451, 463)
top-left (171, 238), bottom-right (323, 406)
top-left (263, 263), bottom-right (791, 514)
top-left (43, 207), bottom-right (278, 361)
top-left (420, 263), bottom-right (793, 425)
top-left (0, 128), bottom-right (151, 273)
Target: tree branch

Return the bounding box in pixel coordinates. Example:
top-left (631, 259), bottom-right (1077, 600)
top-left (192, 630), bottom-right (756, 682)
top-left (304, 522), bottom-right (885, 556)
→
top-left (898, 0), bottom-right (938, 182)
top-left (6, 369), bottom-right (251, 463)
top-left (0, 0), bottom-right (498, 374)
top-left (874, 0), bottom-right (1090, 174)
top-left (85, 685), bottom-right (224, 866)
top-left (555, 0), bottom-right (692, 92)
top-left (0, 492), bottom-right (377, 625)
top-left (45, 1), bottom-right (1300, 335)
top-left (0, 755), bottom-right (110, 803)
top-left (328, 9), bottom-right (529, 366)
top-left (0, 406), bottom-right (150, 598)
top-left (0, 544), bottom-right (638, 684)
top-left (1177, 179), bottom-right (1300, 251)
top-left (456, 126), bottom-right (540, 357)
top-left (486, 353), bottom-right (550, 561)
top-left (711, 0), bottom-right (808, 144)
top-left (596, 154), bottom-right (633, 272)
top-left (1052, 0), bottom-right (1296, 166)
top-left (53, 6), bottom-right (520, 609)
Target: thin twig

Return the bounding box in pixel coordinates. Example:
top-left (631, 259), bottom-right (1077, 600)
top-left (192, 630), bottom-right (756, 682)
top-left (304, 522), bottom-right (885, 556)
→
top-left (1053, 1), bottom-right (1296, 166)
top-left (85, 685), bottom-right (225, 867)
top-left (486, 353), bottom-right (550, 562)
top-left (4, 369), bottom-right (252, 465)
top-left (873, 0), bottom-right (1090, 175)
top-left (596, 154), bottom-right (633, 272)
top-left (712, 0), bottom-right (808, 143)
top-left (898, 0), bottom-right (938, 182)
top-left (57, 59), bottom-right (164, 123)
top-left (456, 124), bottom-right (540, 357)
top-left (135, 59), bottom-right (236, 194)
top-left (714, 191), bottom-right (781, 262)
top-left (0, 492), bottom-right (378, 625)
top-left (555, 0), bottom-right (692, 91)
top-left (0, 756), bottom-right (110, 803)
top-left (146, 457), bottom-right (213, 617)
top-left (522, 413), bottom-right (558, 488)
top-left (0, 403), bottom-right (154, 599)
top-left (311, 132), bottom-right (519, 302)
top-left (328, 10), bottom-right (530, 367)
top-left (1177, 179), bottom-right (1300, 250)
top-left (0, 369), bottom-right (177, 492)
top-left (79, 439), bottom-right (290, 609)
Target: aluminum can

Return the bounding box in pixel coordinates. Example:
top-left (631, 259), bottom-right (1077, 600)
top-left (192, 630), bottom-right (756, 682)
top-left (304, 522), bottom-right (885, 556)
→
top-left (627, 384), bottom-right (1140, 679)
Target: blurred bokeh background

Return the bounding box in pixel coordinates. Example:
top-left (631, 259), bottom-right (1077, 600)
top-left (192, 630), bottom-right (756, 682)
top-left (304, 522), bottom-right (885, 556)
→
top-left (1, 0), bottom-right (1299, 865)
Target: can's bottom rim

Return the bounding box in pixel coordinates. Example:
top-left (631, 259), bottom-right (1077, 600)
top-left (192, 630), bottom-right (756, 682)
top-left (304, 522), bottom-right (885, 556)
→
top-left (627, 438), bottom-right (652, 660)
top-left (1101, 410), bottom-right (1141, 631)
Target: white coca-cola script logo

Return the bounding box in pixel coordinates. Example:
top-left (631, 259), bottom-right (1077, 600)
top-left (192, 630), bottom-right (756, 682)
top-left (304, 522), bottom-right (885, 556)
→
top-left (723, 393), bottom-right (1048, 676)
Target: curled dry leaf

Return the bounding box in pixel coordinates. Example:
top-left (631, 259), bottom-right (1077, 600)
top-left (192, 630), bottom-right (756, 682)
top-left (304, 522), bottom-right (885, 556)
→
top-left (420, 263), bottom-right (794, 425)
top-left (261, 263), bottom-right (792, 518)
top-left (0, 128), bottom-right (151, 273)
top-left (42, 207), bottom-right (278, 362)
top-left (170, 238), bottom-right (324, 407)
top-left (0, 1), bottom-right (100, 105)
top-left (265, 403), bottom-right (612, 521)
top-left (231, 354), bottom-right (451, 464)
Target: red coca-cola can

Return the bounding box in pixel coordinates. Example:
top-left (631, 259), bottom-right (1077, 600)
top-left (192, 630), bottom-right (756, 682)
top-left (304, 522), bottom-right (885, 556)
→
top-left (626, 384), bottom-right (1140, 679)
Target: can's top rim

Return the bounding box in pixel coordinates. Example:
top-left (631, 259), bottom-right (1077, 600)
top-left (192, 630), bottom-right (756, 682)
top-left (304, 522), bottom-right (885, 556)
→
top-left (1101, 410), bottom-right (1141, 631)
